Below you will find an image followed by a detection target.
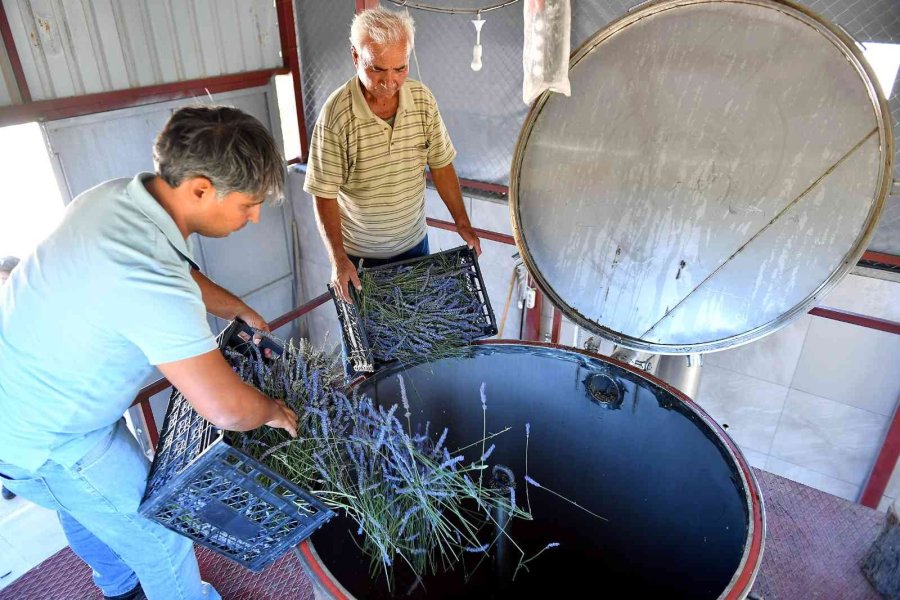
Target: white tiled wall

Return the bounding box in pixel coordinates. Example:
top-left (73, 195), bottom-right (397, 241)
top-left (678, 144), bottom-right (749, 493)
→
top-left (697, 274), bottom-right (900, 506)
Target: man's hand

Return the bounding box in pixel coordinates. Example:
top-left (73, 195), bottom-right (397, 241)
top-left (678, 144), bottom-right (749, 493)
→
top-left (236, 306), bottom-right (270, 333)
top-left (266, 398), bottom-right (299, 438)
top-left (333, 255), bottom-right (362, 304)
top-left (457, 223), bottom-right (482, 256)
top-left (235, 305), bottom-right (273, 356)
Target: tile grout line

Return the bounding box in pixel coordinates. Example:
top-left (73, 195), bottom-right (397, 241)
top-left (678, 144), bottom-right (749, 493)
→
top-left (767, 316), bottom-right (817, 460)
top-left (765, 454), bottom-right (865, 493)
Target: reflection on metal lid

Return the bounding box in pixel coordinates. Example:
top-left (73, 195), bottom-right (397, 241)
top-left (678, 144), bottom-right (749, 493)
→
top-left (510, 0), bottom-right (892, 354)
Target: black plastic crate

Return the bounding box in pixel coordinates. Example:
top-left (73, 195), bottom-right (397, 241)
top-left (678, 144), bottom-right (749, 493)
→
top-left (328, 284), bottom-right (375, 373)
top-left (329, 245), bottom-right (498, 373)
top-left (138, 321), bottom-right (334, 572)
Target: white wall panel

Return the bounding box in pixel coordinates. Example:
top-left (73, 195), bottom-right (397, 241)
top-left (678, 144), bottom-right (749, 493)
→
top-left (41, 84), bottom-right (297, 346)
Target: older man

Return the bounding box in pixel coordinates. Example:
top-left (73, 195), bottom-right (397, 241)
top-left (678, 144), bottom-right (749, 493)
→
top-left (304, 6), bottom-right (481, 302)
top-left (0, 106), bottom-right (297, 600)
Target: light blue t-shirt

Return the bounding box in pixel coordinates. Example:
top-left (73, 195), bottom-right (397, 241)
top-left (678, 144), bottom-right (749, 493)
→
top-left (0, 173), bottom-right (218, 471)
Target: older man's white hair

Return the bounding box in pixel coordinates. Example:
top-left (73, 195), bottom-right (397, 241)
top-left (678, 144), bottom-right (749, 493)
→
top-left (350, 6), bottom-right (415, 52)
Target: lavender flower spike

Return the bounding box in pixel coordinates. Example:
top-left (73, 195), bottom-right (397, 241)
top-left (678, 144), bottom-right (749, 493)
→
top-left (524, 475), bottom-right (542, 488)
top-left (398, 374), bottom-right (410, 419)
top-left (525, 422), bottom-right (531, 438)
top-left (479, 444), bottom-right (495, 462)
top-left (480, 382), bottom-right (487, 411)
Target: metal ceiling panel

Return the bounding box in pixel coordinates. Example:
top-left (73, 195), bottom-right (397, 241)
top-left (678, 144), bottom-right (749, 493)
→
top-left (1, 0), bottom-right (282, 101)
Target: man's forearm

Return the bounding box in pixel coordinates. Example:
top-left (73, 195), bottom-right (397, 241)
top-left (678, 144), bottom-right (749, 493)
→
top-left (191, 269), bottom-right (248, 320)
top-left (157, 349), bottom-right (297, 437)
top-left (315, 197), bottom-right (350, 264)
top-left (430, 163), bottom-right (471, 228)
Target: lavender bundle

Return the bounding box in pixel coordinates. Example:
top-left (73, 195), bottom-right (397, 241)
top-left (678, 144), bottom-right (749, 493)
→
top-left (357, 250), bottom-right (491, 366)
top-left (223, 339), bottom-right (531, 586)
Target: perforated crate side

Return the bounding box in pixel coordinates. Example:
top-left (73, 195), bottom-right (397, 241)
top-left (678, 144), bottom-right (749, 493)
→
top-left (144, 389), bottom-right (223, 498)
top-left (141, 321), bottom-right (334, 571)
top-left (330, 246), bottom-right (499, 371)
top-left (141, 441), bottom-right (334, 572)
top-left (458, 247), bottom-right (499, 338)
top-left (328, 284), bottom-right (375, 373)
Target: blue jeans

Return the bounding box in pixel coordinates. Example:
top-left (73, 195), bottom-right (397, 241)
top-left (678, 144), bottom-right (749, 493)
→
top-left (346, 234), bottom-right (430, 270)
top-left (0, 419), bottom-right (220, 600)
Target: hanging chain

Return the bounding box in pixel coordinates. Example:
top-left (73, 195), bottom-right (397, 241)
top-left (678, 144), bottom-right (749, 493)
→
top-left (384, 0), bottom-right (521, 16)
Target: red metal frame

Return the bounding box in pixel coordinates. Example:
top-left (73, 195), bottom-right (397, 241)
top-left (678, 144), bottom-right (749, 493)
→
top-left (808, 306), bottom-right (900, 336)
top-left (551, 308), bottom-right (562, 344)
top-left (298, 542), bottom-right (350, 599)
top-left (425, 171), bottom-right (509, 196)
top-left (459, 178), bottom-right (509, 196)
top-left (0, 68), bottom-right (287, 128)
top-left (276, 0), bottom-right (309, 162)
top-left (0, 2), bottom-right (30, 104)
top-left (861, 401), bottom-right (900, 508)
top-left (861, 250), bottom-right (900, 268)
top-left (809, 306), bottom-right (900, 508)
top-left (356, 0), bottom-right (381, 11)
top-left (425, 217), bottom-right (515, 246)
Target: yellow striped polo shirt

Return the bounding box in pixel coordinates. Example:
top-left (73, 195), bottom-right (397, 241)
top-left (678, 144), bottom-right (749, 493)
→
top-left (303, 76), bottom-right (457, 258)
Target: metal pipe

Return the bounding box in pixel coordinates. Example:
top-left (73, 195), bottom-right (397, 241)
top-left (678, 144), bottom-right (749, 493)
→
top-left (654, 354), bottom-right (703, 400)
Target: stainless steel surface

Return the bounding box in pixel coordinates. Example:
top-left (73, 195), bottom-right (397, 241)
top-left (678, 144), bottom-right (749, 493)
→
top-left (802, 0), bottom-right (900, 185)
top-left (511, 0), bottom-right (893, 354)
top-left (869, 193), bottom-right (900, 255)
top-left (655, 354), bottom-right (703, 399)
top-left (1, 0), bottom-right (281, 102)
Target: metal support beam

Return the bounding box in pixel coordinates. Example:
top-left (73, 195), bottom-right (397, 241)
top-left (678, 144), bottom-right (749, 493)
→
top-left (0, 1), bottom-right (29, 103)
top-left (356, 0), bottom-right (381, 12)
top-left (425, 217), bottom-right (515, 246)
top-left (276, 0), bottom-right (310, 162)
top-left (425, 171), bottom-right (509, 196)
top-left (550, 308), bottom-right (562, 344)
top-left (0, 68), bottom-right (287, 128)
top-left (808, 306), bottom-right (900, 336)
top-left (860, 400), bottom-right (900, 508)
top-left (861, 251), bottom-right (900, 268)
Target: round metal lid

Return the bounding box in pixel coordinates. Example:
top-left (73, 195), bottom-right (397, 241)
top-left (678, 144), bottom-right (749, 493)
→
top-left (510, 0), bottom-right (892, 354)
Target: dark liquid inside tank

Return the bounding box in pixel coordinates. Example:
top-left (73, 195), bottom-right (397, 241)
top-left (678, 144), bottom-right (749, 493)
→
top-left (311, 345), bottom-right (752, 599)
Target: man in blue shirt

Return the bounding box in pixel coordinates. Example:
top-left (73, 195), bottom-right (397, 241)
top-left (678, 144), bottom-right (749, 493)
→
top-left (0, 106), bottom-right (297, 600)
top-left (0, 255), bottom-right (18, 501)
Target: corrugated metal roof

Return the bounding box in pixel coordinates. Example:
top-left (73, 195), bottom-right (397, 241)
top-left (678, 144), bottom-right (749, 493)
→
top-left (1, 0), bottom-right (282, 103)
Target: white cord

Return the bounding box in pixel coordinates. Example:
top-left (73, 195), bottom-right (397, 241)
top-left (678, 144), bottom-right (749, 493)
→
top-left (405, 7), bottom-right (424, 83)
